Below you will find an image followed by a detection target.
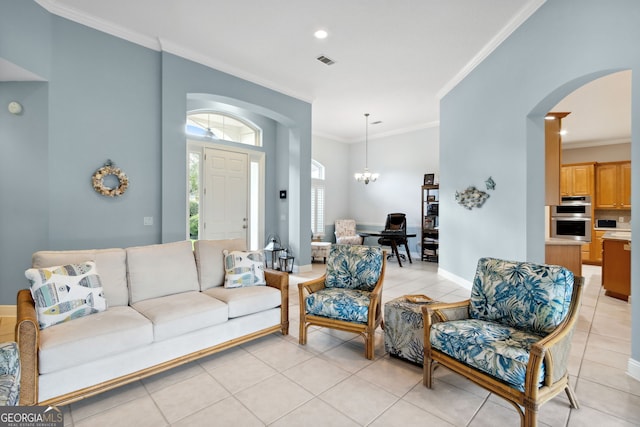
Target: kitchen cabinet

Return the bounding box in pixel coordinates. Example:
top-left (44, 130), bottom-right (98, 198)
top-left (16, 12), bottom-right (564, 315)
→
top-left (545, 112), bottom-right (570, 206)
top-left (560, 163), bottom-right (594, 197)
top-left (602, 235), bottom-right (631, 301)
top-left (595, 161), bottom-right (631, 209)
top-left (545, 241), bottom-right (582, 278)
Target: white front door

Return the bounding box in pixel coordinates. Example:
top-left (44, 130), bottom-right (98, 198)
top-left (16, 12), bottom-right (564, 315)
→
top-left (202, 148), bottom-right (248, 242)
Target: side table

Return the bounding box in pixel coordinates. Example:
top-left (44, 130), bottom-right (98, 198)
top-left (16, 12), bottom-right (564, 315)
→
top-left (384, 294), bottom-right (439, 365)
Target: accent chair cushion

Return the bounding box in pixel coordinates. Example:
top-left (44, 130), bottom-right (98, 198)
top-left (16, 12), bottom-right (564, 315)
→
top-left (25, 262), bottom-right (108, 329)
top-left (430, 318), bottom-right (545, 392)
top-left (305, 288), bottom-right (371, 323)
top-left (0, 342), bottom-right (20, 406)
top-left (325, 245), bottom-right (382, 291)
top-left (223, 250), bottom-right (266, 288)
top-left (470, 257), bottom-right (574, 335)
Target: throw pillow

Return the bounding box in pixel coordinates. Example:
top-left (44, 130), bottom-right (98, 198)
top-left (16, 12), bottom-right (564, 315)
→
top-left (223, 250), bottom-right (266, 288)
top-left (25, 261), bottom-right (108, 329)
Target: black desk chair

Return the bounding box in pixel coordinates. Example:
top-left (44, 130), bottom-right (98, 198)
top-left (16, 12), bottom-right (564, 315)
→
top-left (378, 213), bottom-right (412, 263)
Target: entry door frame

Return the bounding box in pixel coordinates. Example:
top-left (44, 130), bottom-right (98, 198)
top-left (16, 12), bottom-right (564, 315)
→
top-left (187, 140), bottom-right (265, 250)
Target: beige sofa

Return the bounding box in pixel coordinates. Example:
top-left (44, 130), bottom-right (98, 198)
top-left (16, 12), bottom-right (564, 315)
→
top-left (16, 239), bottom-right (289, 406)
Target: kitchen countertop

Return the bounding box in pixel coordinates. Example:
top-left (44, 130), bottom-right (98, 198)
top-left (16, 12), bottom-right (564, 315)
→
top-left (545, 238), bottom-right (586, 246)
top-left (602, 230), bottom-right (631, 241)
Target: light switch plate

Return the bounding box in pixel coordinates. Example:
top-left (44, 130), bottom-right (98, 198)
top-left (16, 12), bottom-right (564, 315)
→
top-left (144, 216), bottom-right (153, 226)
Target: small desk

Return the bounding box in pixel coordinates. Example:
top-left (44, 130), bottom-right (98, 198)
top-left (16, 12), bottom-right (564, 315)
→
top-left (360, 231), bottom-right (416, 267)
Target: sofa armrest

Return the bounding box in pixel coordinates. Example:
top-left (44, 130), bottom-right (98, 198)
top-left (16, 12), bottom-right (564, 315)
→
top-left (423, 300), bottom-right (471, 325)
top-left (265, 270), bottom-right (289, 335)
top-left (16, 289), bottom-right (38, 406)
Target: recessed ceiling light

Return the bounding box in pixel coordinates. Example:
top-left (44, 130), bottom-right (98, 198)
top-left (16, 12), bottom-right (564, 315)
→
top-left (314, 29), bottom-right (328, 39)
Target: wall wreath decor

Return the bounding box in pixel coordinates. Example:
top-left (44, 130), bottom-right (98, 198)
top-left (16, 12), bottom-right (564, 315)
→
top-left (92, 160), bottom-right (129, 197)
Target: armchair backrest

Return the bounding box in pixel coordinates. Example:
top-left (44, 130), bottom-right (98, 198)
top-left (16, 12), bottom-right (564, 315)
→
top-left (325, 245), bottom-right (383, 292)
top-left (334, 219), bottom-right (358, 238)
top-left (470, 257), bottom-right (574, 335)
top-left (384, 213), bottom-right (406, 232)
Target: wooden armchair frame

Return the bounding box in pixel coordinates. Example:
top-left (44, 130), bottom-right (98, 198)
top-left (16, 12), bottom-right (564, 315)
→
top-left (298, 253), bottom-right (386, 360)
top-left (422, 276), bottom-right (583, 427)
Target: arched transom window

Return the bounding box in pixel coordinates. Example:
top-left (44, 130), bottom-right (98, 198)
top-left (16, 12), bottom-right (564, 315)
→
top-left (186, 112), bottom-right (261, 146)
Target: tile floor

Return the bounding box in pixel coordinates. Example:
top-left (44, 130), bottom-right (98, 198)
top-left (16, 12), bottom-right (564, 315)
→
top-left (50, 261), bottom-right (639, 426)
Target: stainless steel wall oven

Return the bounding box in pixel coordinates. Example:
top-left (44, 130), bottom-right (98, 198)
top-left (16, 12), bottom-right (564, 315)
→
top-left (550, 196), bottom-right (592, 242)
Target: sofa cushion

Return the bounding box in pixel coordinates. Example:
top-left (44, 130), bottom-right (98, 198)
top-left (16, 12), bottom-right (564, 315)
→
top-left (127, 241), bottom-right (200, 304)
top-left (25, 262), bottom-right (108, 329)
top-left (32, 248), bottom-right (128, 307)
top-left (470, 257), bottom-right (574, 335)
top-left (305, 288), bottom-right (371, 323)
top-left (204, 286), bottom-right (281, 318)
top-left (430, 318), bottom-right (545, 392)
top-left (194, 239), bottom-right (246, 290)
top-left (325, 245), bottom-right (382, 291)
top-left (132, 291), bottom-right (228, 342)
top-left (223, 250), bottom-right (266, 288)
top-left (38, 306), bottom-right (153, 374)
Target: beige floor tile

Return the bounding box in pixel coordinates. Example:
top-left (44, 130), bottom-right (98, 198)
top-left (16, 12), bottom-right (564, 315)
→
top-left (319, 375), bottom-right (399, 425)
top-left (140, 360), bottom-right (205, 393)
top-left (583, 344), bottom-right (632, 370)
top-left (579, 359), bottom-right (640, 396)
top-left (299, 326), bottom-right (345, 349)
top-left (576, 378), bottom-right (640, 425)
top-left (356, 355), bottom-right (422, 397)
top-left (468, 399), bottom-right (521, 427)
top-left (250, 338), bottom-right (314, 371)
top-left (318, 341), bottom-right (376, 373)
top-left (403, 379), bottom-right (486, 426)
top-left (586, 332), bottom-right (631, 356)
top-left (69, 381), bottom-right (148, 422)
top-left (370, 399), bottom-right (454, 427)
top-left (567, 404), bottom-right (639, 426)
top-left (204, 352), bottom-right (277, 393)
top-left (270, 397), bottom-right (360, 427)
top-left (234, 373), bottom-right (313, 424)
top-left (282, 356), bottom-right (351, 395)
top-left (171, 396), bottom-right (263, 427)
top-left (74, 395), bottom-right (167, 427)
top-left (151, 372), bottom-right (229, 423)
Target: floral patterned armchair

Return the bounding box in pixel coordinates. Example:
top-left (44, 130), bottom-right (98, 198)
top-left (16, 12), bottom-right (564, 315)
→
top-left (0, 342), bottom-right (20, 406)
top-left (298, 245), bottom-right (386, 359)
top-left (422, 257), bottom-right (583, 427)
top-left (334, 219), bottom-right (364, 245)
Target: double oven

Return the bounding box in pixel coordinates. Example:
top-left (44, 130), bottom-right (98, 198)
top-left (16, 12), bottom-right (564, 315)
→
top-left (550, 196), bottom-right (592, 242)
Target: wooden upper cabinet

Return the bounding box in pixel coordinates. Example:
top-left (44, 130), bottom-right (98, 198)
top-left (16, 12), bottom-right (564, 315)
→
top-left (545, 112), bottom-right (570, 206)
top-left (620, 162), bottom-right (632, 208)
top-left (595, 161), bottom-right (631, 209)
top-left (561, 163), bottom-right (594, 197)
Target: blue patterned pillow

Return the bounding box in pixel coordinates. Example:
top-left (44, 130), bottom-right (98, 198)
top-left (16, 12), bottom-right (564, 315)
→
top-left (469, 257), bottom-right (574, 335)
top-left (325, 245), bottom-right (382, 291)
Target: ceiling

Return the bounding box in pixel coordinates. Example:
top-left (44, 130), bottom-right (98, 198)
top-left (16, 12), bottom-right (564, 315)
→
top-left (3, 1), bottom-right (631, 144)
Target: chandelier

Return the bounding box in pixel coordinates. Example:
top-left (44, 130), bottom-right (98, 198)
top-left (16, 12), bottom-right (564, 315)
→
top-left (354, 113), bottom-right (379, 184)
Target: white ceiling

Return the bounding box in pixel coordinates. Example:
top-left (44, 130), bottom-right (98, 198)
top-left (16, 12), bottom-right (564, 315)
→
top-left (3, 1), bottom-right (631, 144)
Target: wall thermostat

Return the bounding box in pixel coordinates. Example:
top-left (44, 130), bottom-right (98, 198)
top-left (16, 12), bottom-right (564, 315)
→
top-left (279, 190), bottom-right (287, 199)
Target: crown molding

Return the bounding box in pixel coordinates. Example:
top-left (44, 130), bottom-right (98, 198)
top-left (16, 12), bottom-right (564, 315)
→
top-left (35, 0), bottom-right (160, 51)
top-left (35, 0), bottom-right (313, 104)
top-left (437, 0), bottom-right (546, 100)
top-left (563, 137), bottom-right (631, 150)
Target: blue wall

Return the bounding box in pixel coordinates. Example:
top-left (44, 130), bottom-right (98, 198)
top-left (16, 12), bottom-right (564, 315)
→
top-left (0, 1), bottom-right (312, 304)
top-left (440, 0), bottom-right (640, 364)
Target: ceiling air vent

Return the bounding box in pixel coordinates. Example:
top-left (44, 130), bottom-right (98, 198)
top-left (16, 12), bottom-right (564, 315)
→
top-left (316, 55), bottom-right (336, 66)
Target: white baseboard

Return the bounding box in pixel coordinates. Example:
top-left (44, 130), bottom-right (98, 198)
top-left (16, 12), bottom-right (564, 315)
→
top-left (628, 358), bottom-right (640, 382)
top-left (437, 267), bottom-right (472, 290)
top-left (0, 305), bottom-right (16, 317)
